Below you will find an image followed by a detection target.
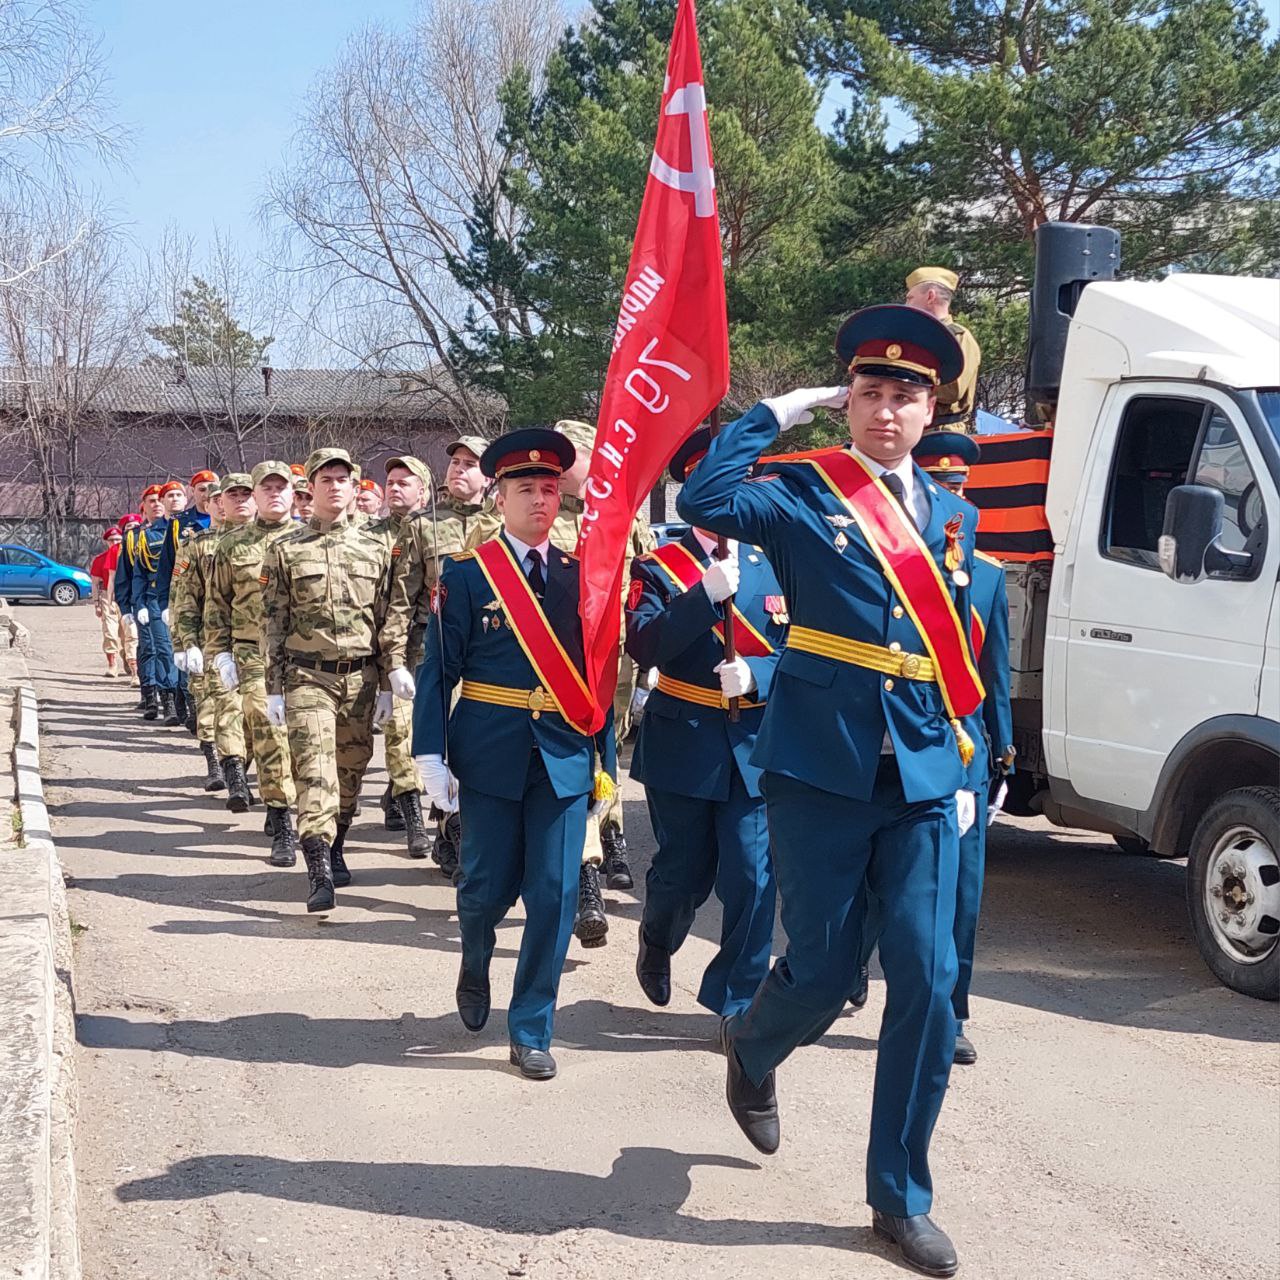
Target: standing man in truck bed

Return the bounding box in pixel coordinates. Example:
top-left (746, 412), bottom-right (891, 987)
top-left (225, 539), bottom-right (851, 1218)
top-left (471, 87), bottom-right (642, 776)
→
top-left (905, 267), bottom-right (981, 431)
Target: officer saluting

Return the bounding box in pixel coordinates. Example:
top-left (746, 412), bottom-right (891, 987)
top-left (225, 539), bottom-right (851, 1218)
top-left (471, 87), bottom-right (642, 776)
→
top-left (626, 427), bottom-right (786, 1020)
top-left (678, 305), bottom-right (981, 1278)
top-left (412, 428), bottom-right (616, 1082)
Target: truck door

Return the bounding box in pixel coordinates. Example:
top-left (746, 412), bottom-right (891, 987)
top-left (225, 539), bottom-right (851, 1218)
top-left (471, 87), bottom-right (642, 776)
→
top-left (1059, 384), bottom-right (1275, 810)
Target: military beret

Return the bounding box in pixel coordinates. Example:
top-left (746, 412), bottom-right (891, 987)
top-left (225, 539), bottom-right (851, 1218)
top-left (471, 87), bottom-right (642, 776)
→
top-left (221, 472), bottom-right (253, 493)
top-left (103, 527), bottom-right (121, 541)
top-left (159, 479), bottom-right (185, 497)
top-left (359, 478), bottom-right (383, 497)
top-left (290, 463), bottom-right (307, 477)
top-left (190, 469), bottom-right (218, 487)
top-left (305, 447), bottom-right (355, 479)
top-left (251, 460), bottom-right (293, 487)
top-left (140, 483), bottom-right (162, 499)
top-left (385, 454), bottom-right (432, 486)
top-left (118, 513), bottom-right (143, 528)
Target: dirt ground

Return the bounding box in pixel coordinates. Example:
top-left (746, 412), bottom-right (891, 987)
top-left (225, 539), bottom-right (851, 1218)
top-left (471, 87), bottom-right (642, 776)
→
top-left (18, 602), bottom-right (1278, 1280)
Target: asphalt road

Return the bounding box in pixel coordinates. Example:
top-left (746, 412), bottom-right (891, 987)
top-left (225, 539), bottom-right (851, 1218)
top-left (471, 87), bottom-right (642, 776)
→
top-left (17, 602), bottom-right (1278, 1280)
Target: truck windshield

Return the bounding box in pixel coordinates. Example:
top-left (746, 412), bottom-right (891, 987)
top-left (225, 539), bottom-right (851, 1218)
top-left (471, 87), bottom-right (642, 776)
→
top-left (1258, 391), bottom-right (1280, 439)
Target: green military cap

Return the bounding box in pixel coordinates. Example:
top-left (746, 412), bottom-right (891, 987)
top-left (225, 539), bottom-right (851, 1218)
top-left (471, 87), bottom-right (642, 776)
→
top-left (555, 419), bottom-right (596, 455)
top-left (251, 460), bottom-right (292, 487)
top-left (304, 447), bottom-right (355, 479)
top-left (221, 471), bottom-right (253, 493)
top-left (445, 435), bottom-right (489, 460)
top-left (385, 454), bottom-right (433, 486)
top-left (206, 478), bottom-right (224, 497)
top-left (292, 475), bottom-right (311, 492)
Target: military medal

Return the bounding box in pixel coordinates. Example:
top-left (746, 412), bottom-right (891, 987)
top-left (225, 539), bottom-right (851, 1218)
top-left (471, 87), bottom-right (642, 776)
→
top-left (764, 594), bottom-right (789, 625)
top-left (943, 514), bottom-right (965, 572)
top-left (834, 531), bottom-right (849, 552)
top-left (951, 568), bottom-right (970, 588)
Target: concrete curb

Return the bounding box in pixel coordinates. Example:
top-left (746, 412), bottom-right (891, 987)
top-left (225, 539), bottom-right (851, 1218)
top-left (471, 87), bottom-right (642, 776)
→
top-left (2, 668), bottom-right (81, 1280)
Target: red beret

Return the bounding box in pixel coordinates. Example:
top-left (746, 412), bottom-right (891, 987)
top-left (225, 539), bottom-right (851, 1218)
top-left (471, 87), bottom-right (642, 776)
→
top-left (118, 513), bottom-right (142, 528)
top-left (103, 527), bottom-right (121, 541)
top-left (290, 463), bottom-right (307, 477)
top-left (190, 469), bottom-right (218, 486)
top-left (141, 484), bottom-right (162, 499)
top-left (359, 478), bottom-right (383, 496)
top-left (159, 480), bottom-right (185, 496)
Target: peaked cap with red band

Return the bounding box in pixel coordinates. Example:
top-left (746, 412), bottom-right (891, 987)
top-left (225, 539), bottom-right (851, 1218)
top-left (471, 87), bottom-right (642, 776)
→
top-left (836, 303), bottom-right (964, 388)
top-left (912, 430), bottom-right (980, 484)
top-left (669, 425), bottom-right (714, 483)
top-left (480, 427), bottom-right (575, 481)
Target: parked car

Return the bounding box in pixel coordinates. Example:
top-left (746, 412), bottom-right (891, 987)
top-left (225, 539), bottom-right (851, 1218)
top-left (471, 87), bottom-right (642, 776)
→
top-left (652, 521), bottom-right (690, 546)
top-left (0, 544), bottom-right (93, 605)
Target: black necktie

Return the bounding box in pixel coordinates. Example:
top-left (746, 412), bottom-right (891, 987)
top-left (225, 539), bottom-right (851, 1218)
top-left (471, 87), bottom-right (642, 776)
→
top-left (882, 473), bottom-right (916, 528)
top-left (526, 549), bottom-right (546, 599)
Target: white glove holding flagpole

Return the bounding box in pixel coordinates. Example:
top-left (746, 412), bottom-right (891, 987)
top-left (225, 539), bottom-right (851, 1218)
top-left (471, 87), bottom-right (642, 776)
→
top-left (702, 545), bottom-right (740, 603)
top-left (715, 657), bottom-right (756, 699)
top-left (761, 385), bottom-right (848, 431)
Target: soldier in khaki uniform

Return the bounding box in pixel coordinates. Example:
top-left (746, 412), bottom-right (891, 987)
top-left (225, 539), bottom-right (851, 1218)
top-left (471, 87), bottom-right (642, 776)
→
top-left (904, 266), bottom-right (982, 430)
top-left (365, 454), bottom-right (433, 857)
top-left (384, 434), bottom-right (488, 880)
top-left (170, 481), bottom-right (227, 792)
top-left (206, 461), bottom-right (300, 866)
top-left (262, 446), bottom-right (395, 913)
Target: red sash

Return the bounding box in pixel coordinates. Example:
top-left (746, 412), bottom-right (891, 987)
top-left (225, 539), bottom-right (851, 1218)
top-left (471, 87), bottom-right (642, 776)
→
top-left (970, 607), bottom-right (985, 661)
top-left (801, 452), bottom-right (985, 719)
top-left (471, 539), bottom-right (597, 735)
top-left (647, 542), bottom-right (774, 658)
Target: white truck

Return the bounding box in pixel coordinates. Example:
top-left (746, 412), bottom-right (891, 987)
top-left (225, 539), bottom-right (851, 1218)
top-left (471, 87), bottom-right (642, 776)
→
top-left (999, 223), bottom-right (1279, 1000)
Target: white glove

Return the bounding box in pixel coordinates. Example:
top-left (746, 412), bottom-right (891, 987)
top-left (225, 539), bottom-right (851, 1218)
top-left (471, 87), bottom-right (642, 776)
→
top-left (630, 686), bottom-right (650, 719)
top-left (715, 656), bottom-right (757, 699)
top-left (389, 666), bottom-right (416, 700)
top-left (588, 797), bottom-right (608, 819)
top-left (122, 613), bottom-right (134, 626)
top-left (174, 650), bottom-right (188, 673)
top-left (265, 694), bottom-right (287, 727)
top-left (136, 606), bottom-right (150, 626)
top-left (213, 651), bottom-right (239, 691)
top-left (956, 789), bottom-right (977, 838)
top-left (987, 779), bottom-right (1008, 828)
top-left (761, 385), bottom-right (848, 431)
top-left (416, 754), bottom-right (459, 813)
top-left (185, 647), bottom-right (204, 676)
top-left (702, 546), bottom-right (740, 603)
top-left (372, 690), bottom-right (394, 727)
top-left (161, 608), bottom-right (170, 626)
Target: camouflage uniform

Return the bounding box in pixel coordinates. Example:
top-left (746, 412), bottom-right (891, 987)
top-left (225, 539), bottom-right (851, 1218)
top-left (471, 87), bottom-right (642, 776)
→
top-left (206, 515), bottom-right (299, 807)
top-left (262, 508), bottom-right (394, 845)
top-left (170, 524), bottom-right (222, 747)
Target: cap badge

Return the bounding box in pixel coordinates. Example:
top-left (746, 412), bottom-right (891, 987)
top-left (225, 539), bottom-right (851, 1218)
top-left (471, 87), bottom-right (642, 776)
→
top-left (886, 343), bottom-right (902, 360)
top-left (528, 449), bottom-right (541, 462)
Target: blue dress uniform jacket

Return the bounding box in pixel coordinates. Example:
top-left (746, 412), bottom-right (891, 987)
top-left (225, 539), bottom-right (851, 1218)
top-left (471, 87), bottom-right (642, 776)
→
top-left (412, 537), bottom-right (616, 1052)
top-left (112, 529), bottom-right (136, 616)
top-left (129, 519), bottom-right (178, 692)
top-left (678, 404), bottom-right (979, 805)
top-left (677, 402), bottom-right (981, 1221)
top-left (157, 509), bottom-right (211, 612)
top-left (625, 532), bottom-right (786, 1017)
top-left (626, 533), bottom-right (785, 802)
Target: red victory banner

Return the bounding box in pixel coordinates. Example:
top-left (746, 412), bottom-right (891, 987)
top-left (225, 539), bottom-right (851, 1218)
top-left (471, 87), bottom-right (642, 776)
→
top-left (577, 0), bottom-right (729, 730)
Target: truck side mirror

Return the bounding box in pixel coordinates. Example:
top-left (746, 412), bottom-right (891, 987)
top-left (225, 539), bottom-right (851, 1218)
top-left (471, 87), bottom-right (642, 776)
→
top-left (1159, 485), bottom-right (1253, 582)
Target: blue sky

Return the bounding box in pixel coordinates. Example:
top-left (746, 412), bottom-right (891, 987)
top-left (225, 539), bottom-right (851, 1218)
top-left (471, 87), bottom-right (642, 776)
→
top-left (82, 0), bottom-right (418, 257)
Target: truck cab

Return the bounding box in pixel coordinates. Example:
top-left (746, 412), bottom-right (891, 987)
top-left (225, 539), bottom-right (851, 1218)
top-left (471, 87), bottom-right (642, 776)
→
top-left (1005, 252), bottom-right (1280, 1000)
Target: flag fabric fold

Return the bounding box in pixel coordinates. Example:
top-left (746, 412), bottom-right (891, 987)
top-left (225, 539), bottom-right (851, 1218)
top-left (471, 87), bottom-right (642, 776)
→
top-left (577, 0), bottom-right (729, 732)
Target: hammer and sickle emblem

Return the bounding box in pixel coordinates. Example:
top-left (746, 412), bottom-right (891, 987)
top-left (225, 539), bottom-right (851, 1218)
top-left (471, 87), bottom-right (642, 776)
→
top-left (649, 81), bottom-right (717, 218)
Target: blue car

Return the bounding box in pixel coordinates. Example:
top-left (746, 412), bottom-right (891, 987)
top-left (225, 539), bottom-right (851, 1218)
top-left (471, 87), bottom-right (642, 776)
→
top-left (0, 544), bottom-right (93, 606)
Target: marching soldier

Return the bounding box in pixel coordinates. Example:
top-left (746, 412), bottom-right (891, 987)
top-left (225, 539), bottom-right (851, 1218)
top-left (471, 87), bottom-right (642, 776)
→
top-left (261, 447), bottom-right (395, 912)
top-left (365, 455), bottom-right (433, 858)
top-left (904, 267), bottom-right (982, 431)
top-left (206, 462), bottom-right (300, 865)
top-left (118, 487), bottom-right (158, 717)
top-left (90, 527), bottom-right (126, 677)
top-left (383, 433), bottom-right (489, 881)
top-left (678, 304), bottom-right (980, 1277)
top-left (412, 429), bottom-right (616, 1080)
top-left (131, 482), bottom-right (184, 725)
top-left (110, 513), bottom-right (143, 687)
top-left (627, 428), bottom-right (786, 1019)
top-left (170, 481), bottom-right (228, 792)
top-left (855, 433), bottom-right (1014, 1067)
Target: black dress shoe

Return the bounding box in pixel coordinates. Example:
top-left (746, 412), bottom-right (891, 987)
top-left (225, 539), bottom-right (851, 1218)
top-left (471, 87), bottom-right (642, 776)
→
top-left (871, 1210), bottom-right (958, 1277)
top-left (635, 930), bottom-right (671, 1007)
top-left (953, 1025), bottom-right (977, 1066)
top-left (849, 964), bottom-right (870, 1008)
top-left (456, 970), bottom-right (490, 1033)
top-left (509, 1043), bottom-right (556, 1080)
top-left (718, 1018), bottom-right (779, 1155)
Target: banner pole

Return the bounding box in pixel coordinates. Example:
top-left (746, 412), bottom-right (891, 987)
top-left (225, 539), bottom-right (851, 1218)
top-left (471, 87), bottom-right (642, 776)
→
top-left (709, 404), bottom-right (740, 722)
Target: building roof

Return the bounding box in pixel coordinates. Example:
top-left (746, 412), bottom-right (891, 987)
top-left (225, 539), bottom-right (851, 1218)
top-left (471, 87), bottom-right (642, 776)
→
top-left (0, 364), bottom-right (500, 422)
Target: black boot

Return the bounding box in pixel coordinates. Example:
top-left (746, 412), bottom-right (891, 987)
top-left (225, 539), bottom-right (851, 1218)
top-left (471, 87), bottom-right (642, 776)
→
top-left (398, 791), bottom-right (432, 859)
top-left (573, 862), bottom-right (608, 948)
top-left (431, 809), bottom-right (461, 882)
top-left (222, 756), bottom-right (252, 813)
top-left (849, 964), bottom-right (870, 1009)
top-left (200, 740), bottom-right (225, 792)
top-left (600, 822), bottom-right (634, 890)
top-left (136, 683), bottom-right (150, 712)
top-left (142, 686), bottom-right (161, 721)
top-left (267, 806), bottom-right (297, 867)
top-left (161, 689), bottom-right (180, 726)
top-left (330, 814), bottom-right (353, 888)
top-left (382, 784), bottom-right (405, 832)
top-left (183, 688), bottom-right (198, 735)
top-left (300, 835), bottom-right (335, 913)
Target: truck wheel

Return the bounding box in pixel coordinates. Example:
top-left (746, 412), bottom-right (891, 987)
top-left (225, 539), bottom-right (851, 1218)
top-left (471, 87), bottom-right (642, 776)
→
top-left (1187, 786), bottom-right (1280, 1001)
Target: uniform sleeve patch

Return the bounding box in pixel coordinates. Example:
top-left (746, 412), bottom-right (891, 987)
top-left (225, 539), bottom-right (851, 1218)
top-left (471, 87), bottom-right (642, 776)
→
top-left (258, 574), bottom-right (269, 586)
top-left (627, 576), bottom-right (644, 611)
top-left (392, 545), bottom-right (402, 558)
top-left (430, 583), bottom-right (447, 614)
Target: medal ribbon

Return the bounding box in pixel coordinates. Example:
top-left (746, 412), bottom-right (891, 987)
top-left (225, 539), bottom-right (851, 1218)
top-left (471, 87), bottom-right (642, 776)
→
top-left (647, 542), bottom-right (774, 658)
top-left (471, 539), bottom-right (597, 735)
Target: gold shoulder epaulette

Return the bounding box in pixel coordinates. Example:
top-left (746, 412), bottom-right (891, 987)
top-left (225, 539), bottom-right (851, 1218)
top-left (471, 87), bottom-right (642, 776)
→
top-left (451, 551), bottom-right (474, 562)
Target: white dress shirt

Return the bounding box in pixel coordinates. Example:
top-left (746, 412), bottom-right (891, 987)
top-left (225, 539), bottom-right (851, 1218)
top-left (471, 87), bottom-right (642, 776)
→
top-left (503, 531), bottom-right (552, 578)
top-left (847, 443), bottom-right (931, 530)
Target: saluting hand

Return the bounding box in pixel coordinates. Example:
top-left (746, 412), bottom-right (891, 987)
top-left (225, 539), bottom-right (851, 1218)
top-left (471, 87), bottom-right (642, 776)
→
top-left (761, 385), bottom-right (848, 431)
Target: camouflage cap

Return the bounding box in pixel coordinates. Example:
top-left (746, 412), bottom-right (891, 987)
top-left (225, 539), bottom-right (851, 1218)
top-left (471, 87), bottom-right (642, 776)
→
top-left (206, 479), bottom-right (224, 497)
top-left (292, 475), bottom-right (312, 493)
top-left (385, 454), bottom-right (432, 486)
top-left (555, 419), bottom-right (596, 456)
top-left (221, 471), bottom-right (253, 493)
top-left (251, 460), bottom-right (292, 487)
top-left (445, 435), bottom-right (488, 460)
top-left (304, 447), bottom-right (355, 479)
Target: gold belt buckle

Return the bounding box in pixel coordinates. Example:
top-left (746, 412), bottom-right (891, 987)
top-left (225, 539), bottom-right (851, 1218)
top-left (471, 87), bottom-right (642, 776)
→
top-left (900, 653), bottom-right (922, 679)
top-left (527, 687), bottom-right (547, 718)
